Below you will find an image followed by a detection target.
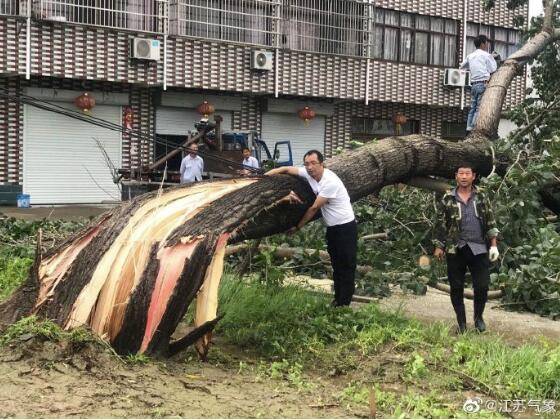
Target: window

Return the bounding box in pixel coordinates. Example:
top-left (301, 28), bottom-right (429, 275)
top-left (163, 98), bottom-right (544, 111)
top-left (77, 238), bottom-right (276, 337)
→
top-left (281, 0), bottom-right (366, 56)
top-left (441, 122), bottom-right (467, 141)
top-left (174, 0), bottom-right (276, 45)
top-left (373, 10), bottom-right (458, 67)
top-left (36, 0), bottom-right (160, 32)
top-left (466, 23), bottom-right (521, 60)
top-left (351, 118), bottom-right (420, 140)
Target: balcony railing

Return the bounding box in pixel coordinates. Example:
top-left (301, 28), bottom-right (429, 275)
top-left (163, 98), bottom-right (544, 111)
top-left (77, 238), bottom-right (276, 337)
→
top-left (37, 0), bottom-right (166, 32)
top-left (0, 0), bottom-right (518, 63)
top-left (280, 0), bottom-right (371, 56)
top-left (0, 0), bottom-right (373, 55)
top-left (0, 0), bottom-right (22, 16)
top-left (169, 0), bottom-right (280, 47)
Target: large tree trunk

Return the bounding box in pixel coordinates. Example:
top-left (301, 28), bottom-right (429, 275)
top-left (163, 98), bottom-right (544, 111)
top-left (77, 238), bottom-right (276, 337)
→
top-left (1, 11), bottom-right (558, 357)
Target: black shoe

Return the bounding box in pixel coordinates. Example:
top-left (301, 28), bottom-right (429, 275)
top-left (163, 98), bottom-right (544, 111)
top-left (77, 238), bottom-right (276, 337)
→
top-left (456, 323), bottom-right (467, 334)
top-left (474, 318), bottom-right (486, 332)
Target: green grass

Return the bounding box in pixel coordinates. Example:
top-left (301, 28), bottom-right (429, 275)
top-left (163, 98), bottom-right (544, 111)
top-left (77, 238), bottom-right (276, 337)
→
top-left (217, 274), bottom-right (560, 407)
top-left (0, 315), bottom-right (97, 346)
top-left (0, 253), bottom-right (32, 301)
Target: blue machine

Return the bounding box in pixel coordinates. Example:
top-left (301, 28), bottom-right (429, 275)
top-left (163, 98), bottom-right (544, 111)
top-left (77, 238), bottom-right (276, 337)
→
top-left (254, 139), bottom-right (293, 167)
top-left (221, 131), bottom-right (293, 167)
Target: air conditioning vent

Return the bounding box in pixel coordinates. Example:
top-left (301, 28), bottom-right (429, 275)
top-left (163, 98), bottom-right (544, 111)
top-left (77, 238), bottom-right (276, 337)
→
top-left (251, 50), bottom-right (273, 71)
top-left (443, 68), bottom-right (470, 88)
top-left (130, 38), bottom-right (161, 61)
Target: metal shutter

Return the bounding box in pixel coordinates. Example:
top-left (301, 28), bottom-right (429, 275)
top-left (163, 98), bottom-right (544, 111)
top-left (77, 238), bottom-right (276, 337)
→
top-left (23, 104), bottom-right (122, 204)
top-left (155, 107), bottom-right (232, 135)
top-left (261, 113), bottom-right (325, 165)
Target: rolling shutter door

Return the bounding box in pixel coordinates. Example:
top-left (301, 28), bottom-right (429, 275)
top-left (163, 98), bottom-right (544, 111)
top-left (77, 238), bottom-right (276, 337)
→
top-left (261, 113), bottom-right (325, 165)
top-left (23, 104), bottom-right (122, 204)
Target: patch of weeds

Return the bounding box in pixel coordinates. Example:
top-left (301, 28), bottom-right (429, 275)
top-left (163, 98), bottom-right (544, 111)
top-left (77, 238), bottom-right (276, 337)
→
top-left (205, 346), bottom-right (239, 368)
top-left (0, 254), bottom-right (32, 301)
top-left (1, 315), bottom-right (103, 354)
top-left (451, 335), bottom-right (560, 400)
top-left (340, 381), bottom-right (371, 405)
top-left (258, 359), bottom-right (312, 391)
top-left (404, 352), bottom-right (428, 380)
top-left (125, 353), bottom-right (151, 365)
top-left (355, 323), bottom-right (393, 355)
top-left (0, 316), bottom-right (64, 345)
top-left (392, 391), bottom-right (458, 418)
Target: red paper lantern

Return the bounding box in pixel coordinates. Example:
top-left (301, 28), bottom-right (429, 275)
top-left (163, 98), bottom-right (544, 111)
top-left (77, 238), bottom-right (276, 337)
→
top-left (196, 100), bottom-right (215, 118)
top-left (392, 112), bottom-right (408, 126)
top-left (298, 106), bottom-right (316, 124)
top-left (74, 92), bottom-right (96, 112)
top-left (123, 106), bottom-right (133, 130)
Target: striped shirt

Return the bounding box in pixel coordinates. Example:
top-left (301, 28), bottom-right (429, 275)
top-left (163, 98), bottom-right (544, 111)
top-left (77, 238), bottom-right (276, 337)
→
top-left (453, 188), bottom-right (487, 256)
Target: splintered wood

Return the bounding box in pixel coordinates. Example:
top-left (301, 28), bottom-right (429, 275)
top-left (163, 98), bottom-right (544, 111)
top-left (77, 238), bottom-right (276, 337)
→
top-left (32, 180), bottom-right (256, 355)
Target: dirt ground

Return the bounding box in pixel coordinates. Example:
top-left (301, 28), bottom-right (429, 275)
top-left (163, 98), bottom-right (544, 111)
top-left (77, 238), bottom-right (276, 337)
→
top-left (0, 286), bottom-right (558, 418)
top-left (376, 286), bottom-right (560, 345)
top-left (0, 336), bottom-right (366, 419)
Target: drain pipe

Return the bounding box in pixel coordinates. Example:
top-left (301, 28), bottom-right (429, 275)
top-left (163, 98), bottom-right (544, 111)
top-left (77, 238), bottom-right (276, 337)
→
top-left (274, 48), bottom-right (279, 98)
top-left (25, 0), bottom-right (31, 80)
top-left (163, 34), bottom-right (167, 91)
top-left (460, 0), bottom-right (467, 110)
top-left (365, 58), bottom-right (370, 105)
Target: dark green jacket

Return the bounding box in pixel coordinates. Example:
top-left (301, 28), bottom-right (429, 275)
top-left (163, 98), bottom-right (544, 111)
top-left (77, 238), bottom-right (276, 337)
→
top-left (432, 187), bottom-right (499, 254)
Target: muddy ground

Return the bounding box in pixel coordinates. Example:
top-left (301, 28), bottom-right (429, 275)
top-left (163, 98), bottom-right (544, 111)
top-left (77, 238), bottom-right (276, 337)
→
top-left (0, 286), bottom-right (558, 418)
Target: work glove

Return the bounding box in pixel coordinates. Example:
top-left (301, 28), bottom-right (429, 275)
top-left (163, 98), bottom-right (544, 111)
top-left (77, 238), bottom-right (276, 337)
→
top-left (489, 246), bottom-right (499, 262)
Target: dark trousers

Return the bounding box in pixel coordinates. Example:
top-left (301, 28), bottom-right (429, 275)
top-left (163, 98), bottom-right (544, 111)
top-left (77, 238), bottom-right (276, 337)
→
top-left (326, 220), bottom-right (357, 306)
top-left (446, 246), bottom-right (490, 324)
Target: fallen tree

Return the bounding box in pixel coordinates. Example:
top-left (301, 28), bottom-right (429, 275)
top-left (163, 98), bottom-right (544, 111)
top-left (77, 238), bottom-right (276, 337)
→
top-left (1, 2), bottom-right (558, 357)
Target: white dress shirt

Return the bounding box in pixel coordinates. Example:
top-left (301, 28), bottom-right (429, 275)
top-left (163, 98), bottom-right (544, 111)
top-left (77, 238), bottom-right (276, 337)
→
top-left (460, 49), bottom-right (497, 82)
top-left (297, 167), bottom-right (355, 227)
top-left (180, 154), bottom-right (204, 183)
top-left (242, 156), bottom-right (260, 169)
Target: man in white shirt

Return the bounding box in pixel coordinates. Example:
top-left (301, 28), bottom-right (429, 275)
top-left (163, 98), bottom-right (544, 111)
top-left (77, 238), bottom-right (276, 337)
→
top-left (238, 147), bottom-right (260, 176)
top-left (180, 143), bottom-right (204, 184)
top-left (460, 34), bottom-right (498, 132)
top-left (266, 150), bottom-right (357, 306)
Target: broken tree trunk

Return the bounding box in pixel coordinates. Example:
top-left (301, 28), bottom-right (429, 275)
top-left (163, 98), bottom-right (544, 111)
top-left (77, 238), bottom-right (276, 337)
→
top-left (0, 135), bottom-right (490, 357)
top-left (1, 13), bottom-right (558, 357)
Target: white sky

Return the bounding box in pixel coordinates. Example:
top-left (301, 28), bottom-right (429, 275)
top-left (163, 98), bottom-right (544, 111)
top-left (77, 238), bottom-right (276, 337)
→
top-left (529, 0), bottom-right (544, 18)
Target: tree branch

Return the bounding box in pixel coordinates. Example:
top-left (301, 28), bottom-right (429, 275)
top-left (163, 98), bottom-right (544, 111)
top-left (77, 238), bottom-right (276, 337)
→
top-left (474, 21), bottom-right (560, 138)
top-left (543, 0), bottom-right (554, 29)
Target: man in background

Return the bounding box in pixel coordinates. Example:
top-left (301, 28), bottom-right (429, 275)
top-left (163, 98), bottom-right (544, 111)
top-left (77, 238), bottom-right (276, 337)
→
top-left (460, 34), bottom-right (498, 132)
top-left (238, 147), bottom-right (260, 176)
top-left (180, 143), bottom-right (204, 184)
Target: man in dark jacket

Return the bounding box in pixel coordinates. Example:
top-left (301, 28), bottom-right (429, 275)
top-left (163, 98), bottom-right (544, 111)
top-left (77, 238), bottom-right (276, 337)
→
top-left (433, 164), bottom-right (499, 333)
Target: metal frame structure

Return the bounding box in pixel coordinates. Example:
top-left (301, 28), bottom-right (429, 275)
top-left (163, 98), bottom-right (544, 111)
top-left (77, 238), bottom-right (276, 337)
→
top-left (0, 0), bottom-right (522, 63)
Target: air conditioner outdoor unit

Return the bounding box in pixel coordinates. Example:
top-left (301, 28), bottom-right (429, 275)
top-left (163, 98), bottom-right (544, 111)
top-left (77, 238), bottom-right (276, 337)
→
top-left (251, 50), bottom-right (273, 71)
top-left (443, 68), bottom-right (470, 88)
top-left (130, 38), bottom-right (161, 61)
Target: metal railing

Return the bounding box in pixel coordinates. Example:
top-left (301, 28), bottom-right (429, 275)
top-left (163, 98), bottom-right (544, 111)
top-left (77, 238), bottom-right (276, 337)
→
top-left (281, 0), bottom-right (372, 56)
top-left (0, 0), bottom-right (23, 16)
top-left (169, 0), bottom-right (280, 47)
top-left (33, 0), bottom-right (166, 33)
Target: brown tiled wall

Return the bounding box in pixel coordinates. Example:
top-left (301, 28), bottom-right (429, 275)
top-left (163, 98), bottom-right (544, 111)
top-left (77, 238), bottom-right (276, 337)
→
top-left (127, 88), bottom-right (154, 169)
top-left (0, 14), bottom-right (527, 108)
top-left (377, 0), bottom-right (527, 28)
top-left (232, 97), bottom-right (262, 133)
top-left (0, 77), bottom-right (22, 183)
top-left (324, 101), bottom-right (469, 157)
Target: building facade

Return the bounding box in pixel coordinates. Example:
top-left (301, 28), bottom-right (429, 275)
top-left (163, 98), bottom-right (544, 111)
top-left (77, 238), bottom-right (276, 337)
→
top-left (0, 0), bottom-right (527, 204)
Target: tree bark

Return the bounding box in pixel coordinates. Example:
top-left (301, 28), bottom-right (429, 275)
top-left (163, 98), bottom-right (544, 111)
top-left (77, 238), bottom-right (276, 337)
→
top-left (1, 11), bottom-right (558, 357)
